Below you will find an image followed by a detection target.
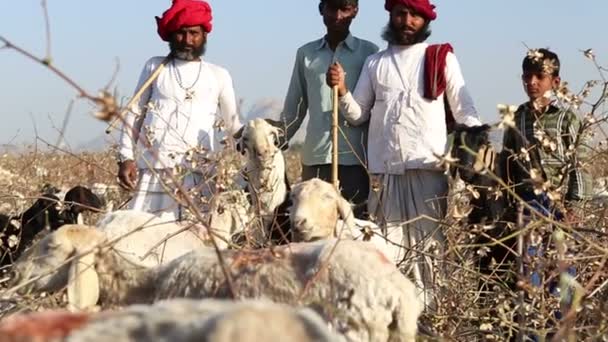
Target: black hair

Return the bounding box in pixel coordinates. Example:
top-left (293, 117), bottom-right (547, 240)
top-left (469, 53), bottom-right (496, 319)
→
top-left (318, 0), bottom-right (358, 14)
top-left (522, 48), bottom-right (560, 77)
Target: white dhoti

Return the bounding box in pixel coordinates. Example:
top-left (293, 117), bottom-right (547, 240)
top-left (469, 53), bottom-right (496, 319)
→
top-left (368, 170), bottom-right (448, 309)
top-left (129, 169), bottom-right (212, 221)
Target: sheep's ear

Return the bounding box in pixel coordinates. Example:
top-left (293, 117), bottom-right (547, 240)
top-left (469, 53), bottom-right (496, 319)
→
top-left (473, 144), bottom-right (496, 173)
top-left (336, 196), bottom-right (355, 237)
top-left (233, 125), bottom-right (245, 140)
top-left (232, 125), bottom-right (247, 155)
top-left (236, 141), bottom-right (245, 155)
top-left (446, 144), bottom-right (458, 178)
top-left (267, 122), bottom-right (288, 150)
top-left (270, 127), bottom-right (282, 146)
top-left (67, 251), bottom-right (99, 312)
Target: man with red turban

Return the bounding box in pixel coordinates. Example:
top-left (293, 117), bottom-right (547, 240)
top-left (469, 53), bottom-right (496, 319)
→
top-left (117, 0), bottom-right (242, 221)
top-left (327, 0), bottom-right (482, 309)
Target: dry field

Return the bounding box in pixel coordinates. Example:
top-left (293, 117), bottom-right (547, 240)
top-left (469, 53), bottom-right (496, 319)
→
top-left (0, 143), bottom-right (606, 341)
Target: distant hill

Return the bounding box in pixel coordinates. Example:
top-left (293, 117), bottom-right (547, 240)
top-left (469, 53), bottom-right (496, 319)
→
top-left (241, 98), bottom-right (305, 145)
top-left (75, 130), bottom-right (119, 152)
top-left (0, 144), bottom-right (24, 155)
top-left (73, 98), bottom-right (311, 153)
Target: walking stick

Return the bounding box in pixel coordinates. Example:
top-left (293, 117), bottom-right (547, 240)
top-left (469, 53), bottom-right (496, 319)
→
top-left (516, 203), bottom-right (525, 341)
top-left (332, 85), bottom-right (339, 190)
top-left (105, 56), bottom-right (171, 134)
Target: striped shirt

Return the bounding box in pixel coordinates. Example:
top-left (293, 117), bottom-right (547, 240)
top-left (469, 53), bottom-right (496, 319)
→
top-left (502, 102), bottom-right (592, 201)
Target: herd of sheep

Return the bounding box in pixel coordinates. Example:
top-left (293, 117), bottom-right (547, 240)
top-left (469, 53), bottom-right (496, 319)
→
top-left (0, 119), bottom-right (424, 341)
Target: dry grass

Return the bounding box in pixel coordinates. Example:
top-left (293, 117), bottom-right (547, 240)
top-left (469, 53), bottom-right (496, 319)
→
top-left (0, 144), bottom-right (606, 341)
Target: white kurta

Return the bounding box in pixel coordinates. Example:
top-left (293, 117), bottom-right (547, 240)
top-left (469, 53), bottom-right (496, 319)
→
top-left (339, 43), bottom-right (481, 174)
top-left (338, 43), bottom-right (482, 309)
top-left (118, 57), bottom-right (242, 219)
top-left (119, 57), bottom-right (242, 169)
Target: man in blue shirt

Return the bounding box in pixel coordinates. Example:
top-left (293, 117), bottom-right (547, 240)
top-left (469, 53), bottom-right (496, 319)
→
top-left (280, 0), bottom-right (378, 218)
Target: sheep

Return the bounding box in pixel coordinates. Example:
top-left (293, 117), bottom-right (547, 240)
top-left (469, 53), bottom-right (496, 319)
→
top-left (235, 118), bottom-right (292, 244)
top-left (63, 185), bottom-right (104, 225)
top-left (289, 178), bottom-right (407, 266)
top-left (94, 210), bottom-right (208, 267)
top-left (0, 192), bottom-right (64, 267)
top-left (207, 190), bottom-right (260, 248)
top-left (448, 125), bottom-right (515, 279)
top-left (0, 185), bottom-right (106, 267)
top-left (448, 124), bottom-right (508, 224)
top-left (11, 225), bottom-right (422, 342)
top-left (0, 215), bottom-right (21, 267)
top-left (93, 191), bottom-right (252, 266)
top-left (0, 299), bottom-right (345, 342)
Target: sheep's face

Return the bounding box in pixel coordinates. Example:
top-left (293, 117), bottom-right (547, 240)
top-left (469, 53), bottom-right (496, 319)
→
top-left (240, 119), bottom-right (282, 163)
top-left (10, 225), bottom-right (103, 293)
top-left (290, 179), bottom-right (342, 241)
top-left (450, 124), bottom-right (494, 184)
top-left (208, 191), bottom-right (250, 240)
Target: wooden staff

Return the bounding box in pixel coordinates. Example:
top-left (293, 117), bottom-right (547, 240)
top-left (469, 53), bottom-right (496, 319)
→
top-left (332, 85), bottom-right (339, 190)
top-left (105, 56), bottom-right (171, 134)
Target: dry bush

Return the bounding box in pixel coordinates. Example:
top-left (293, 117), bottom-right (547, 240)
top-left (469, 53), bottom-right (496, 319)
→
top-left (0, 137), bottom-right (607, 340)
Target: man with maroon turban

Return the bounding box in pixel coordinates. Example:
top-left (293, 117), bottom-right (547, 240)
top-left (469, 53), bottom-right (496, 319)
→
top-left (327, 0), bottom-right (482, 309)
top-left (117, 0), bottom-right (242, 221)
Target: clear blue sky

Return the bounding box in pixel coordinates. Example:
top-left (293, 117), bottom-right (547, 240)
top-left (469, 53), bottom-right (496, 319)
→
top-left (1, 0), bottom-right (606, 149)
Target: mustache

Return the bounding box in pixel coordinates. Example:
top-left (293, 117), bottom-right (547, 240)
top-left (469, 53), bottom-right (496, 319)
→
top-left (381, 20), bottom-right (431, 45)
top-left (393, 25), bottom-right (417, 33)
top-left (168, 40), bottom-right (207, 60)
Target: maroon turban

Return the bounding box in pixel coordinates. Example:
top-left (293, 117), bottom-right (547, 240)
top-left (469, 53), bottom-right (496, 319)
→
top-left (384, 0), bottom-right (437, 21)
top-left (155, 0), bottom-right (213, 41)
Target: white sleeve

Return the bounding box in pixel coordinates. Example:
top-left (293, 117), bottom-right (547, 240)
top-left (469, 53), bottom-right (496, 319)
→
top-left (280, 47), bottom-right (308, 140)
top-left (217, 69), bottom-right (242, 135)
top-left (338, 57), bottom-right (375, 126)
top-left (118, 59), bottom-right (155, 161)
top-left (444, 52), bottom-right (482, 127)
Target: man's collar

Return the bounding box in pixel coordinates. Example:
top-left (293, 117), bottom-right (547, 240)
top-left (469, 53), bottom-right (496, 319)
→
top-left (525, 100), bottom-right (560, 114)
top-left (317, 33), bottom-right (356, 51)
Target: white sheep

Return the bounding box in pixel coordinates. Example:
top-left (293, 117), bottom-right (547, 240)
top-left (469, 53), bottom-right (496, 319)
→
top-left (207, 190), bottom-right (259, 248)
top-left (79, 299), bottom-right (344, 341)
top-left (11, 225), bottom-right (421, 341)
top-left (0, 299), bottom-right (344, 342)
top-left (289, 178), bottom-right (406, 266)
top-left (95, 210), bottom-right (208, 267)
top-left (93, 192), bottom-right (252, 267)
top-left (236, 118), bottom-right (291, 243)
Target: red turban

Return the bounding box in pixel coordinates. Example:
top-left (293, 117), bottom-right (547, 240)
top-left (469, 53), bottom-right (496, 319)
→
top-left (384, 0), bottom-right (437, 21)
top-left (155, 0), bottom-right (213, 41)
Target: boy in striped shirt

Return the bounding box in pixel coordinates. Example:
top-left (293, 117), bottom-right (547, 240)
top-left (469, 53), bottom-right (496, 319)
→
top-left (502, 48), bottom-right (592, 218)
top-left (502, 49), bottom-right (592, 333)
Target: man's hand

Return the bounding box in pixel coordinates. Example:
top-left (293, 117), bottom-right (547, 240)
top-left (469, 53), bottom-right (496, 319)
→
top-left (326, 62), bottom-right (348, 97)
top-left (117, 160), bottom-right (138, 191)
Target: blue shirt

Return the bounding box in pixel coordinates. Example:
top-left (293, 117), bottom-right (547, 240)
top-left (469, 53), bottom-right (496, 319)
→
top-left (281, 34), bottom-right (379, 166)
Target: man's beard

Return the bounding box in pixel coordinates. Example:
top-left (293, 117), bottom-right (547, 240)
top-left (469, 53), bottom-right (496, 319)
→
top-left (169, 40), bottom-right (206, 61)
top-left (381, 21), bottom-right (430, 45)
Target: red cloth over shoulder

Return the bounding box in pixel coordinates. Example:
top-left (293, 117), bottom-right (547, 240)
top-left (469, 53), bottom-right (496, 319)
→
top-left (423, 43), bottom-right (453, 100)
top-left (424, 43), bottom-right (455, 131)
